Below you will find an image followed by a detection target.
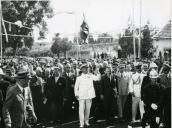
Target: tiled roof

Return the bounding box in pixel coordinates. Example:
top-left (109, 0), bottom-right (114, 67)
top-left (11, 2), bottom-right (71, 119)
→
top-left (154, 20), bottom-right (171, 39)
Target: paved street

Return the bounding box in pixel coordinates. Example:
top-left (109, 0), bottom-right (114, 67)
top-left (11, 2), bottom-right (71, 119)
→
top-left (34, 119), bottom-right (143, 128)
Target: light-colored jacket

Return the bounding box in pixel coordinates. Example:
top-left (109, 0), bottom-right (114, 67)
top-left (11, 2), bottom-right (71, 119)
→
top-left (117, 71), bottom-right (132, 96)
top-left (129, 72), bottom-right (142, 97)
top-left (74, 73), bottom-right (100, 100)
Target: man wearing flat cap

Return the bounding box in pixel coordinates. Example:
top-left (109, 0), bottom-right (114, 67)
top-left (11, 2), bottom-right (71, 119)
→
top-left (3, 69), bottom-right (37, 128)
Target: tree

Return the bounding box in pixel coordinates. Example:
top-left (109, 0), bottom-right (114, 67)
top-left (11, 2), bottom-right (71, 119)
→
top-left (118, 27), bottom-right (134, 58)
top-left (118, 24), bottom-right (154, 59)
top-left (1, 1), bottom-right (53, 54)
top-left (51, 34), bottom-right (72, 58)
top-left (141, 25), bottom-right (153, 59)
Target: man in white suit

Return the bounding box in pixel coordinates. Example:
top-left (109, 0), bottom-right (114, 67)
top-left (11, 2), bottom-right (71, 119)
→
top-left (129, 65), bottom-right (142, 122)
top-left (74, 64), bottom-right (99, 128)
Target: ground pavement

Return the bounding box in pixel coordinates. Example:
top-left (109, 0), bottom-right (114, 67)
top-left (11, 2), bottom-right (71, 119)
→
top-left (34, 119), bottom-right (144, 128)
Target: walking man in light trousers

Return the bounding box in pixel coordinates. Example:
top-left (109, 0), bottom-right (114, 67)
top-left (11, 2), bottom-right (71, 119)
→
top-left (74, 64), bottom-right (100, 128)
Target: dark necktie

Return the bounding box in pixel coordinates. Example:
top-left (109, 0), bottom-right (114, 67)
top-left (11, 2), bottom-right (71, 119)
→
top-left (22, 89), bottom-right (25, 99)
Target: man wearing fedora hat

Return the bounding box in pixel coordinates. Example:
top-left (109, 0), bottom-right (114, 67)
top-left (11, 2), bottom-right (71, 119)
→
top-left (3, 69), bottom-right (37, 128)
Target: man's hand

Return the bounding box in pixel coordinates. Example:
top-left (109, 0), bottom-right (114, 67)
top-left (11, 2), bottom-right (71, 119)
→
top-left (130, 92), bottom-right (135, 97)
top-left (113, 88), bottom-right (118, 96)
top-left (5, 123), bottom-right (11, 128)
top-left (63, 98), bottom-right (67, 105)
top-left (75, 96), bottom-right (79, 100)
top-left (156, 117), bottom-right (160, 124)
top-left (100, 95), bottom-right (104, 100)
top-left (32, 114), bottom-right (37, 124)
top-left (151, 103), bottom-right (158, 110)
top-left (43, 97), bottom-right (47, 104)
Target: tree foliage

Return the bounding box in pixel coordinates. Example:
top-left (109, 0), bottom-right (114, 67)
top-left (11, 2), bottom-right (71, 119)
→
top-left (1, 1), bottom-right (53, 54)
top-left (118, 27), bottom-right (134, 57)
top-left (141, 25), bottom-right (153, 59)
top-left (51, 34), bottom-right (72, 57)
top-left (118, 25), bottom-right (153, 58)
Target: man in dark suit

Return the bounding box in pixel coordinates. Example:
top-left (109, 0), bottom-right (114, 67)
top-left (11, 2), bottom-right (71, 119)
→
top-left (141, 69), bottom-right (164, 128)
top-left (0, 68), bottom-right (10, 128)
top-left (2, 69), bottom-right (37, 128)
top-left (47, 66), bottom-right (67, 124)
top-left (100, 66), bottom-right (118, 125)
top-left (63, 63), bottom-right (78, 122)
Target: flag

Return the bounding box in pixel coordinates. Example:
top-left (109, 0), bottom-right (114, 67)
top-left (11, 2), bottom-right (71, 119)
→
top-left (80, 14), bottom-right (89, 44)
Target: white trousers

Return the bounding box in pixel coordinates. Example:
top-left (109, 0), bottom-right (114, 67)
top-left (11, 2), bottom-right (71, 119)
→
top-left (79, 99), bottom-right (92, 126)
top-left (132, 96), bottom-right (144, 121)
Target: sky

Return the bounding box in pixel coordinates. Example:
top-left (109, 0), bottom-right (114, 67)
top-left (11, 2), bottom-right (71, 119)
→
top-left (35, 0), bottom-right (171, 41)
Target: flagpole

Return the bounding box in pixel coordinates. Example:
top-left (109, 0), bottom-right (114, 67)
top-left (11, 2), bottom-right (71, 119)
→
top-left (0, 0), bottom-right (2, 62)
top-left (138, 0), bottom-right (142, 59)
top-left (132, 0), bottom-right (136, 61)
top-left (75, 14), bottom-right (79, 60)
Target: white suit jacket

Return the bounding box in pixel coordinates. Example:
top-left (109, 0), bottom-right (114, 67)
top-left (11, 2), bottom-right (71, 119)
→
top-left (74, 73), bottom-right (100, 100)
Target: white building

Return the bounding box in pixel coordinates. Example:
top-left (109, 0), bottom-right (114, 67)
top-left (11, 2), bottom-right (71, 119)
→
top-left (153, 20), bottom-right (171, 60)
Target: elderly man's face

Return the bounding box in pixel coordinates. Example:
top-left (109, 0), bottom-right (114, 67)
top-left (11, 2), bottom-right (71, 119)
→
top-left (36, 70), bottom-right (42, 77)
top-left (150, 78), bottom-right (157, 84)
top-left (143, 66), bottom-right (148, 72)
top-left (82, 67), bottom-right (88, 74)
top-left (45, 70), bottom-right (50, 77)
top-left (19, 78), bottom-right (30, 88)
top-left (119, 67), bottom-right (124, 73)
top-left (73, 64), bottom-right (77, 69)
top-left (106, 67), bottom-right (112, 75)
top-left (54, 69), bottom-right (60, 76)
top-left (66, 66), bottom-right (71, 73)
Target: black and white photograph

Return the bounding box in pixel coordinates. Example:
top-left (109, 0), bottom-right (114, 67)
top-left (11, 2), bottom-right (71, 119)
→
top-left (0, 0), bottom-right (171, 128)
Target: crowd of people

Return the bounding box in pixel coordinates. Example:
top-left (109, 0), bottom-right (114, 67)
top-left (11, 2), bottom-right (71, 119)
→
top-left (0, 56), bottom-right (171, 128)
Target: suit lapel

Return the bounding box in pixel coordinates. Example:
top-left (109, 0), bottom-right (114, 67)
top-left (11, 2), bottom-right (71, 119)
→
top-left (16, 85), bottom-right (25, 101)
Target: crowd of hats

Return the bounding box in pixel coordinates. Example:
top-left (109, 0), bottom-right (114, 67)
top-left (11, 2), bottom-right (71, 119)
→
top-left (0, 56), bottom-right (171, 79)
